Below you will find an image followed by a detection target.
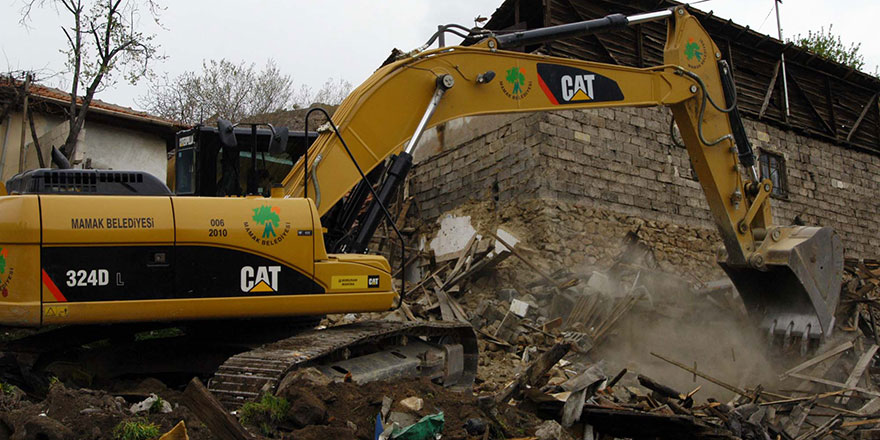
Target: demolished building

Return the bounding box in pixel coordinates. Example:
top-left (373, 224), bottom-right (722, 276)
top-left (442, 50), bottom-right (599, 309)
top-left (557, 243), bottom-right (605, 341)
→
top-left (409, 0), bottom-right (880, 266)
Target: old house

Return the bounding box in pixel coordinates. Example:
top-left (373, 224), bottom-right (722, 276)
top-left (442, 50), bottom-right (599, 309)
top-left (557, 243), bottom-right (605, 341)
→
top-left (409, 0), bottom-right (880, 261)
top-left (0, 76), bottom-right (184, 184)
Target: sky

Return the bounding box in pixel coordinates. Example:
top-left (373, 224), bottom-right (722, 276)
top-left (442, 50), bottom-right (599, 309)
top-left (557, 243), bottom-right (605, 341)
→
top-left (1, 0), bottom-right (877, 112)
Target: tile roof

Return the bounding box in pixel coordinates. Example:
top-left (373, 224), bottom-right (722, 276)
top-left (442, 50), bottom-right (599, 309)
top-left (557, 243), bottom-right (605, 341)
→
top-left (1, 77), bottom-right (186, 129)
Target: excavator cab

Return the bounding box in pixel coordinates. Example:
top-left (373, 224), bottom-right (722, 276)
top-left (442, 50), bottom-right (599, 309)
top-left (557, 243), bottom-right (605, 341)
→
top-left (171, 123), bottom-right (316, 197)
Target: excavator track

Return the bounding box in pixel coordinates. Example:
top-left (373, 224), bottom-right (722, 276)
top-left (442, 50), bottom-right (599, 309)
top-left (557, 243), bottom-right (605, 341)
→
top-left (208, 320), bottom-right (478, 408)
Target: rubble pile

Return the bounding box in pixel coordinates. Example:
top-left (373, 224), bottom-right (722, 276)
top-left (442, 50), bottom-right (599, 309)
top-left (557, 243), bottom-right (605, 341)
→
top-left (2, 201), bottom-right (880, 439)
top-left (369, 201), bottom-right (880, 439)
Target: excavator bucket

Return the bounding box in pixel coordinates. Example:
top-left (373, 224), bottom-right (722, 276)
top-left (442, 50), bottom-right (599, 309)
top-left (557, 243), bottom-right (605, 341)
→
top-left (719, 226), bottom-right (843, 345)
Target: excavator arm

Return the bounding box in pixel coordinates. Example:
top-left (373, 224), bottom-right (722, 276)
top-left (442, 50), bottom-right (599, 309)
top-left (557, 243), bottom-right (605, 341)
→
top-left (282, 6), bottom-right (842, 344)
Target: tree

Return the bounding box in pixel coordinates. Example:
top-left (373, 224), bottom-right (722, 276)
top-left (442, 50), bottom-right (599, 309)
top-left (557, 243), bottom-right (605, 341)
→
top-left (20, 0), bottom-right (163, 161)
top-left (140, 59), bottom-right (296, 125)
top-left (141, 60), bottom-right (354, 124)
top-left (308, 78), bottom-right (353, 106)
top-left (791, 24), bottom-right (866, 71)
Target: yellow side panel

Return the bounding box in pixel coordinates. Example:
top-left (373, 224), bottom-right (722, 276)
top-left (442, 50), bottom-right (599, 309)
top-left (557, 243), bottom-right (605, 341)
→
top-left (0, 196), bottom-right (42, 326)
top-left (0, 245), bottom-right (41, 326)
top-left (0, 196), bottom-right (41, 244)
top-left (40, 195), bottom-right (174, 244)
top-left (172, 197), bottom-right (318, 278)
top-left (43, 293), bottom-right (398, 325)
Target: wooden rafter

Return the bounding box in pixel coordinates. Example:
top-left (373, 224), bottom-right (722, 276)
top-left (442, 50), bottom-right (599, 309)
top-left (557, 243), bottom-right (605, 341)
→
top-left (846, 92), bottom-right (879, 143)
top-left (635, 24), bottom-right (644, 68)
top-left (759, 60), bottom-right (781, 119)
top-left (561, 0), bottom-right (619, 65)
top-left (824, 76), bottom-right (838, 140)
top-left (592, 34), bottom-right (620, 65)
top-left (788, 74), bottom-right (835, 136)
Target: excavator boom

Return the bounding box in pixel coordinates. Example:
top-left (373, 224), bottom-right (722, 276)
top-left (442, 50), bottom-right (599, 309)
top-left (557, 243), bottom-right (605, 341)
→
top-left (281, 6), bottom-right (842, 342)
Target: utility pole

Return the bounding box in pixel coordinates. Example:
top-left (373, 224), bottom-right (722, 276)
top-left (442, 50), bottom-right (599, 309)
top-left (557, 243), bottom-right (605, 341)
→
top-left (775, 0), bottom-right (790, 118)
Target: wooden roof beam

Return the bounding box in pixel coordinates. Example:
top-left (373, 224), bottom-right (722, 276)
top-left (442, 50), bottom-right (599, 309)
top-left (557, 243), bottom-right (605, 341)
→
top-left (846, 92), bottom-right (879, 143)
top-left (759, 60), bottom-right (782, 119)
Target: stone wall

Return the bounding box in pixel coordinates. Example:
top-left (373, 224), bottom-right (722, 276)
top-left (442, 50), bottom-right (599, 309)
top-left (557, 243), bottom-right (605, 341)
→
top-left (409, 107), bottom-right (880, 258)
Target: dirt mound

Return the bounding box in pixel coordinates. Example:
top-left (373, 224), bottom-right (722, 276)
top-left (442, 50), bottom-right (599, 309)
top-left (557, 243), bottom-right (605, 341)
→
top-left (280, 378), bottom-right (541, 439)
top-left (0, 382), bottom-right (212, 440)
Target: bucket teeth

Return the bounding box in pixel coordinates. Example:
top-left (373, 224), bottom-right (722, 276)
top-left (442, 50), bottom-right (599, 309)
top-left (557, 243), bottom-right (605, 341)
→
top-left (720, 226), bottom-right (843, 344)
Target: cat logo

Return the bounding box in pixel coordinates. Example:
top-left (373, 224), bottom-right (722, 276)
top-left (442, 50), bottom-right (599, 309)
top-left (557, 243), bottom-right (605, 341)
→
top-left (536, 63), bottom-right (624, 106)
top-left (368, 275), bottom-right (380, 288)
top-left (240, 266), bottom-right (281, 293)
top-left (44, 306), bottom-right (69, 318)
top-left (561, 74), bottom-right (596, 102)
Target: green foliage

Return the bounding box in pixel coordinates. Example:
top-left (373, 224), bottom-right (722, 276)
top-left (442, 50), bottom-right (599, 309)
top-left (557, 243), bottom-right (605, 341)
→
top-left (791, 25), bottom-right (865, 70)
top-left (112, 419), bottom-right (160, 440)
top-left (239, 394), bottom-right (290, 436)
top-left (149, 396), bottom-right (165, 414)
top-left (0, 381), bottom-right (17, 395)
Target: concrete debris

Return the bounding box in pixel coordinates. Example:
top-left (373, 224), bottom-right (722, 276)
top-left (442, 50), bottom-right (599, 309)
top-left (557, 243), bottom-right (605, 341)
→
top-left (399, 396), bottom-right (424, 412)
top-left (535, 420), bottom-right (576, 440)
top-left (129, 393), bottom-right (172, 414)
top-left (429, 214), bottom-right (479, 262)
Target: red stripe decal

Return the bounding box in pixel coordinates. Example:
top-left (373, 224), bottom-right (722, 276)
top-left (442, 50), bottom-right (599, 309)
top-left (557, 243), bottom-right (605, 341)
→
top-left (41, 269), bottom-right (67, 302)
top-left (537, 74), bottom-right (559, 105)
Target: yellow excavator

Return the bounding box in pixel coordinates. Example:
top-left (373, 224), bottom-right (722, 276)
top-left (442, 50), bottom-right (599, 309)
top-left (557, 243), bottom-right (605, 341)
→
top-left (0, 6), bottom-right (842, 404)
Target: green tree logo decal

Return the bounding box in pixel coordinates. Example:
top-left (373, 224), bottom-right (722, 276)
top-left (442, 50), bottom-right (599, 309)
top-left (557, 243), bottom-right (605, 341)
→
top-left (0, 248), bottom-right (6, 274)
top-left (506, 67), bottom-right (526, 95)
top-left (252, 205), bottom-right (281, 239)
top-left (684, 38), bottom-right (703, 62)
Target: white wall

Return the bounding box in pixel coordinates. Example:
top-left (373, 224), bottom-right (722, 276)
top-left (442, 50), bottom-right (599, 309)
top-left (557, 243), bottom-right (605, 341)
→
top-left (0, 111), bottom-right (168, 183)
top-left (80, 121), bottom-right (167, 182)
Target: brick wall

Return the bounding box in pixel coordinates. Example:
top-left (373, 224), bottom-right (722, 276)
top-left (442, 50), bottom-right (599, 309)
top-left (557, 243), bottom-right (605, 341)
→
top-left (409, 107), bottom-right (880, 258)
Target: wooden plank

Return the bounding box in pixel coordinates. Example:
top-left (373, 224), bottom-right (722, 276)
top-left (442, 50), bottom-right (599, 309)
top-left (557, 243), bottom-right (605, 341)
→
top-left (443, 247), bottom-right (509, 291)
top-left (402, 261), bottom-right (451, 298)
top-left (824, 76), bottom-right (838, 140)
top-left (495, 342), bottom-right (572, 404)
top-left (181, 378), bottom-right (254, 440)
top-left (788, 74), bottom-right (835, 136)
top-left (444, 233), bottom-right (477, 284)
top-left (634, 24), bottom-right (644, 68)
top-left (779, 340), bottom-right (853, 379)
top-left (394, 197), bottom-right (413, 229)
top-left (788, 372), bottom-right (880, 398)
top-left (838, 344), bottom-right (879, 404)
top-left (760, 389), bottom-right (863, 416)
top-left (858, 397), bottom-right (880, 416)
top-left (758, 389), bottom-right (845, 406)
top-left (759, 60), bottom-right (781, 119)
top-left (841, 418), bottom-right (880, 428)
top-left (446, 292), bottom-right (470, 322)
top-left (847, 92), bottom-right (879, 142)
top-left (490, 231), bottom-right (564, 291)
top-left (650, 352), bottom-right (748, 397)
